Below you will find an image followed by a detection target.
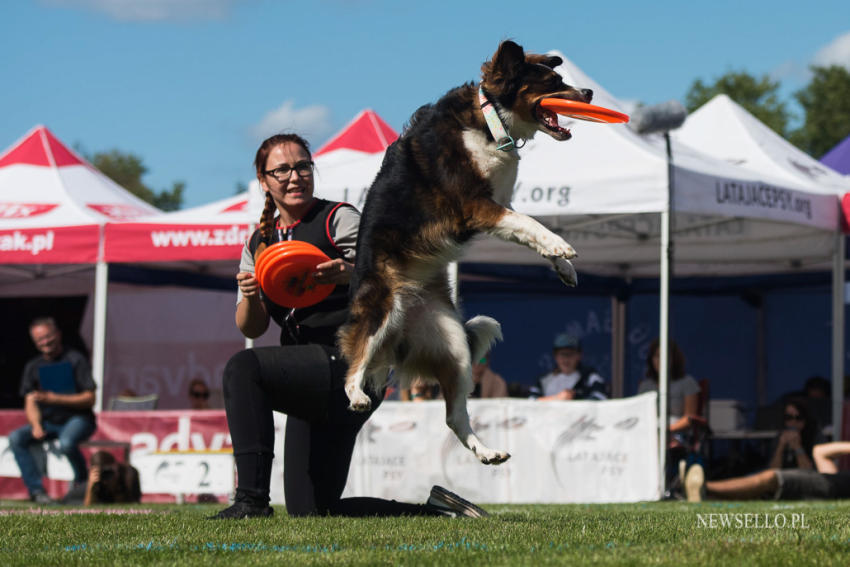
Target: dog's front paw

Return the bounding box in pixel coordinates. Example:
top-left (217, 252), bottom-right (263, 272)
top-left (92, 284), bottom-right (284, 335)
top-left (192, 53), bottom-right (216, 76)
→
top-left (477, 449), bottom-right (511, 465)
top-left (543, 236), bottom-right (577, 260)
top-left (346, 385), bottom-right (372, 413)
top-left (552, 257), bottom-right (578, 287)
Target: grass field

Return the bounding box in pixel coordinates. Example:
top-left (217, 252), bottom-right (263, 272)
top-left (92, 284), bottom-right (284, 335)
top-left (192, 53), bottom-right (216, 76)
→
top-left (2, 500), bottom-right (849, 566)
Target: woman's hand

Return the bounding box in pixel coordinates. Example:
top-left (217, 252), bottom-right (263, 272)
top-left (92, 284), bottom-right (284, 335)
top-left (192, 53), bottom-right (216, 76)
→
top-left (236, 271), bottom-right (260, 298)
top-left (314, 258), bottom-right (353, 285)
top-left (779, 429), bottom-right (802, 450)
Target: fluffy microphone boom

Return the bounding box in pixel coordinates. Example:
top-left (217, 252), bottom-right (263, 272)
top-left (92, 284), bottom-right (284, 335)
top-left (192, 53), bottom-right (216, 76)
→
top-left (631, 100), bottom-right (687, 134)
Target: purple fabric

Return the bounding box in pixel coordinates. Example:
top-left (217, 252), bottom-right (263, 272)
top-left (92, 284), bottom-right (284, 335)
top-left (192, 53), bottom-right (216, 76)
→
top-left (821, 134), bottom-right (850, 175)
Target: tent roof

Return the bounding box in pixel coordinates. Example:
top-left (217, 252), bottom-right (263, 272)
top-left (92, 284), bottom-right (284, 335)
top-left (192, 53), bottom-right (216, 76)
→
top-left (0, 125), bottom-right (160, 264)
top-left (821, 133), bottom-right (850, 175)
top-left (314, 109), bottom-right (398, 155)
top-left (0, 125), bottom-right (160, 225)
top-left (0, 126), bottom-right (85, 168)
top-left (676, 94), bottom-right (850, 195)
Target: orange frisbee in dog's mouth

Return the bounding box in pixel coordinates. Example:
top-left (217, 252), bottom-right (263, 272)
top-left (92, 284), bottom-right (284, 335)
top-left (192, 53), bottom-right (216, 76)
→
top-left (539, 98), bottom-right (629, 124)
top-left (255, 241), bottom-right (335, 308)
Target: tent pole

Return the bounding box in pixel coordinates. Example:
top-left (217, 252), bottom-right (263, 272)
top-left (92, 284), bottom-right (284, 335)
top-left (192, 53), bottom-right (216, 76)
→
top-left (832, 231), bottom-right (845, 441)
top-left (611, 296), bottom-right (625, 398)
top-left (658, 132), bottom-right (675, 497)
top-left (92, 259), bottom-right (108, 412)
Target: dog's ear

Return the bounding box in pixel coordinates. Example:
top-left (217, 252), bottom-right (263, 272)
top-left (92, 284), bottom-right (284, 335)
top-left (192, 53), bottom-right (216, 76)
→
top-left (525, 53), bottom-right (562, 70)
top-left (489, 40), bottom-right (525, 81)
top-left (541, 55), bottom-right (562, 69)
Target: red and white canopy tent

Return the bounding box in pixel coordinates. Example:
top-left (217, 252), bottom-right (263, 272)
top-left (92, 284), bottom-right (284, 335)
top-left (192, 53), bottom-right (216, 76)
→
top-left (314, 109), bottom-right (398, 156)
top-left (0, 126), bottom-right (160, 409)
top-left (0, 126), bottom-right (158, 265)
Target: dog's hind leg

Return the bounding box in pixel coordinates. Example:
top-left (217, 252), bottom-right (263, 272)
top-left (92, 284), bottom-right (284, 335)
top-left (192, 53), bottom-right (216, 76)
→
top-left (443, 377), bottom-right (511, 465)
top-left (434, 310), bottom-right (510, 465)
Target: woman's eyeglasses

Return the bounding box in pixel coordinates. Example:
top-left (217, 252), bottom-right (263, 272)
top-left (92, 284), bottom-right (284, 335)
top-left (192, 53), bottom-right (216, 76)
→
top-left (263, 160), bottom-right (314, 181)
top-left (784, 413), bottom-right (802, 421)
top-left (190, 390), bottom-right (210, 400)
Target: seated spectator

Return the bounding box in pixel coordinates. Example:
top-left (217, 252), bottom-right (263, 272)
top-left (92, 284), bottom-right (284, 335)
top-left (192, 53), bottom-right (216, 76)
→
top-left (83, 450), bottom-right (141, 505)
top-left (637, 338), bottom-right (700, 433)
top-left (470, 352), bottom-right (508, 399)
top-left (402, 378), bottom-right (439, 402)
top-left (685, 442), bottom-right (850, 502)
top-left (8, 317), bottom-right (96, 504)
top-left (188, 379), bottom-right (211, 410)
top-left (766, 400), bottom-right (823, 470)
top-left (536, 333), bottom-right (608, 401)
top-left (802, 375), bottom-right (830, 399)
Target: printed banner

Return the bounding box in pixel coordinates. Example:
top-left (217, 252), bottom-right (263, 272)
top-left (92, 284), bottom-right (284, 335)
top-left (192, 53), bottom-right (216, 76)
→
top-left (0, 225), bottom-right (99, 263)
top-left (104, 223), bottom-right (250, 262)
top-left (343, 394), bottom-right (660, 504)
top-left (0, 410), bottom-right (234, 499)
top-left (0, 395), bottom-right (659, 503)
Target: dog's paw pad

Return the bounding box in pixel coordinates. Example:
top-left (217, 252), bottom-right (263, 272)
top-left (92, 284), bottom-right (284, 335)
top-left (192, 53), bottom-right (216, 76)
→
top-left (478, 450), bottom-right (511, 465)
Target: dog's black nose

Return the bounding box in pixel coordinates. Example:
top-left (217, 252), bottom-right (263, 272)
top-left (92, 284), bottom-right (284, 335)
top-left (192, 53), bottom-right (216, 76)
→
top-left (581, 89), bottom-right (593, 102)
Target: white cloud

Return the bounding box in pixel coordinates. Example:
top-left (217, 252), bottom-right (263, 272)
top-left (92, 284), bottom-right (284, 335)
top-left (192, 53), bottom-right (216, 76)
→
top-left (812, 31), bottom-right (850, 70)
top-left (770, 32), bottom-right (850, 87)
top-left (43, 0), bottom-right (236, 21)
top-left (770, 60), bottom-right (809, 84)
top-left (251, 100), bottom-right (334, 145)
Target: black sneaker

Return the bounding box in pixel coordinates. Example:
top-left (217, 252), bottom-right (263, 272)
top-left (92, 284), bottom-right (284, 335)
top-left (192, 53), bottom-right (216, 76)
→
top-left (208, 501), bottom-right (274, 520)
top-left (426, 485), bottom-right (488, 518)
top-left (62, 481), bottom-right (88, 505)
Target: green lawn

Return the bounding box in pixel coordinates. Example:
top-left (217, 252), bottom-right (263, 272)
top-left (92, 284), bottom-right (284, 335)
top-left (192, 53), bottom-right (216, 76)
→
top-left (1, 500), bottom-right (849, 566)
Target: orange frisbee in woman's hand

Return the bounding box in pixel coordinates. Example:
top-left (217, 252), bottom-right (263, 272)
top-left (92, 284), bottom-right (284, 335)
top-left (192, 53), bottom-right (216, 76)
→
top-left (539, 98), bottom-right (629, 124)
top-left (255, 241), bottom-right (335, 308)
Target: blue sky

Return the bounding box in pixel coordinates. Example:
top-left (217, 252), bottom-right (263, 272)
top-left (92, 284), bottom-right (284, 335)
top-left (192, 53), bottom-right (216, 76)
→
top-left (2, 0), bottom-right (849, 208)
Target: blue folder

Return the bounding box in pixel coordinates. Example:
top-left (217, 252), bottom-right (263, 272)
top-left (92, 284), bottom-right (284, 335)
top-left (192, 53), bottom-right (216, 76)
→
top-left (38, 362), bottom-right (77, 394)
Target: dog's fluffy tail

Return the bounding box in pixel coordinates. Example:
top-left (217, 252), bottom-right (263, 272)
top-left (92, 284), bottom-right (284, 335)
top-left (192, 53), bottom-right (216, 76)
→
top-left (465, 315), bottom-right (503, 363)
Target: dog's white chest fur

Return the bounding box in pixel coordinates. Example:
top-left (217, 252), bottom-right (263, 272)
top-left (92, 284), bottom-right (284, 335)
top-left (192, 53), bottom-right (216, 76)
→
top-left (462, 129), bottom-right (519, 207)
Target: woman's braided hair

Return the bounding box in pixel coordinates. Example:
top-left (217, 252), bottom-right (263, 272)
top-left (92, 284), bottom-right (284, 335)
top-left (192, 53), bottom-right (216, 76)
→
top-left (254, 133), bottom-right (312, 242)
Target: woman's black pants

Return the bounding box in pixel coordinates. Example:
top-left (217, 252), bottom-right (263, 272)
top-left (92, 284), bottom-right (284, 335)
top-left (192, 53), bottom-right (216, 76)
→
top-left (222, 344), bottom-right (434, 516)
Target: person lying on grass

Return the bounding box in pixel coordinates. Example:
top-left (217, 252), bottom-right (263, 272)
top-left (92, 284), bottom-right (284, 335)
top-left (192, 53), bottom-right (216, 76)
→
top-left (685, 442), bottom-right (850, 502)
top-left (83, 450), bottom-right (141, 506)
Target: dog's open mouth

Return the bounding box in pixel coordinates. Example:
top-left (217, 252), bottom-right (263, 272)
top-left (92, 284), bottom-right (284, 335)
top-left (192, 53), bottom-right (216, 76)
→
top-left (534, 103), bottom-right (571, 140)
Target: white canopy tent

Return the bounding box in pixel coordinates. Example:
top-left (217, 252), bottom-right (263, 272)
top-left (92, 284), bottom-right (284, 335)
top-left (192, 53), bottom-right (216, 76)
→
top-left (676, 94), bottom-right (850, 197)
top-left (675, 93), bottom-right (850, 441)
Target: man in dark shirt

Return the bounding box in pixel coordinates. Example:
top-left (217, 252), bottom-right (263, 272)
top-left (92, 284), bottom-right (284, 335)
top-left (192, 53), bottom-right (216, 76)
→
top-left (8, 317), bottom-right (96, 503)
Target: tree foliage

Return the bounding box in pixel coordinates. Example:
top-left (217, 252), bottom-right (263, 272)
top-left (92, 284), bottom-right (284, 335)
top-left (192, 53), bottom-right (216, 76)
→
top-left (790, 65), bottom-right (850, 158)
top-left (685, 71), bottom-right (792, 138)
top-left (87, 149), bottom-right (184, 211)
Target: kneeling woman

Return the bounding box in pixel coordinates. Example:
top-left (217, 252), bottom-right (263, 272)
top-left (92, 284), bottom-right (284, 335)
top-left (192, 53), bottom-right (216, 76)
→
top-left (213, 133), bottom-right (484, 519)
